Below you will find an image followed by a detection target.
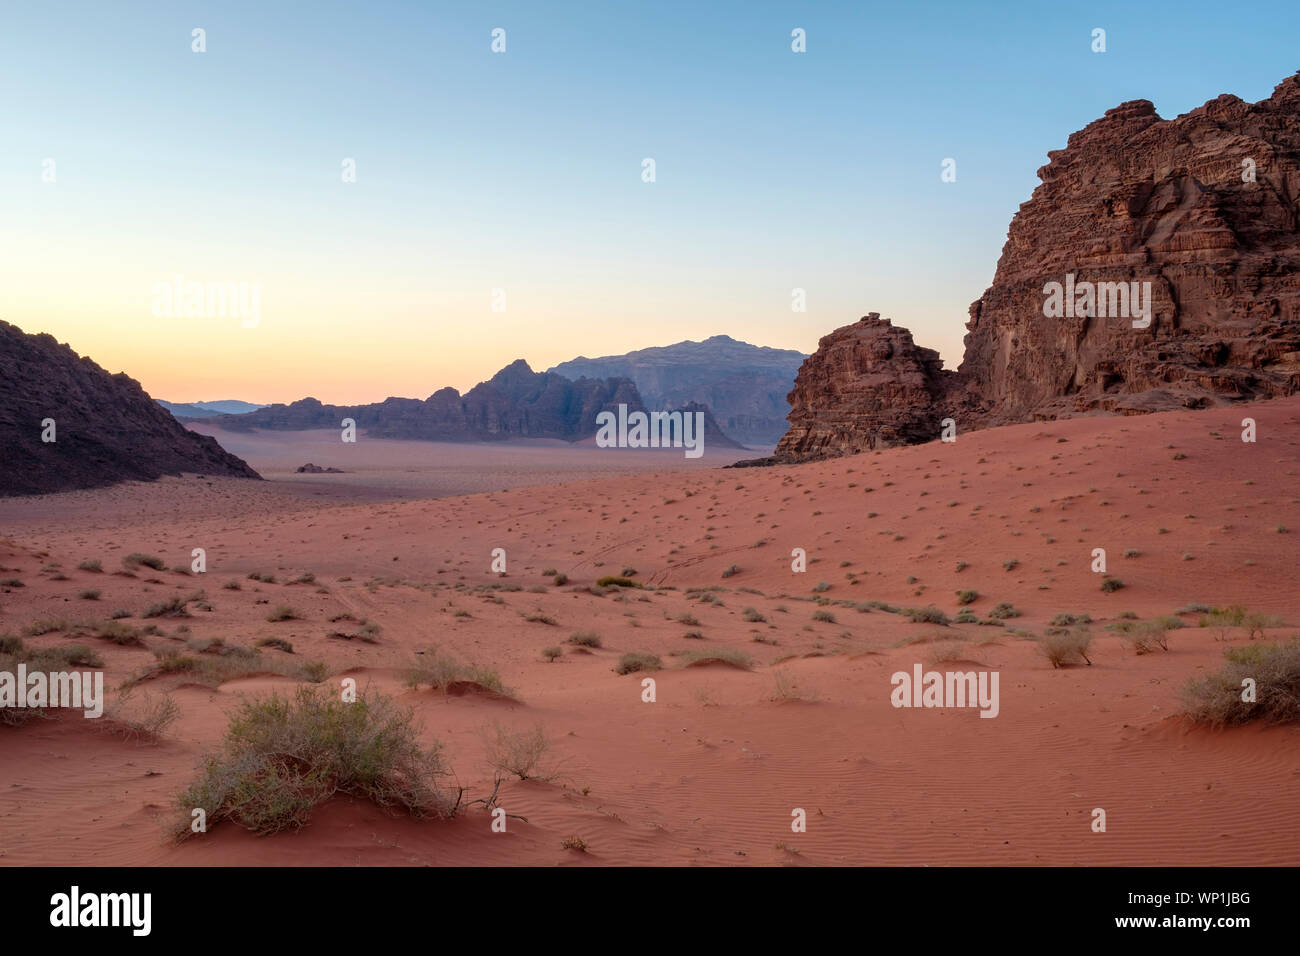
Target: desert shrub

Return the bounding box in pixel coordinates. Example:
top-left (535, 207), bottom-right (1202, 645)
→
top-left (78, 589), bottom-right (101, 601)
top-left (103, 687), bottom-right (180, 742)
top-left (595, 576), bottom-right (640, 589)
top-left (256, 637), bottom-right (295, 653)
top-left (405, 649), bottom-right (506, 696)
top-left (144, 596), bottom-right (190, 619)
top-left (1181, 640), bottom-right (1300, 727)
top-left (22, 618), bottom-right (72, 637)
top-left (905, 605), bottom-right (950, 625)
top-left (678, 648), bottom-right (752, 669)
top-left (542, 646), bottom-right (563, 662)
top-left (289, 571), bottom-right (316, 585)
top-left (988, 602), bottom-right (1021, 620)
top-left (78, 560), bottom-right (103, 573)
top-left (1100, 577), bottom-right (1124, 593)
top-left (247, 571), bottom-right (277, 583)
top-left (542, 568), bottom-right (557, 576)
top-left (742, 607), bottom-right (766, 623)
top-left (266, 605), bottom-right (300, 622)
top-left (956, 590), bottom-right (979, 606)
top-left (613, 652), bottom-right (661, 675)
top-left (954, 608), bottom-right (978, 624)
top-left (1038, 628), bottom-right (1093, 668)
top-left (1002, 559), bottom-right (1019, 572)
top-left (175, 686), bottom-right (455, 836)
top-left (328, 619), bottom-right (381, 643)
top-left (1050, 612), bottom-right (1090, 627)
top-left (811, 581), bottom-right (831, 593)
top-left (222, 580), bottom-right (242, 591)
top-left (525, 613), bottom-right (557, 625)
top-left (123, 554), bottom-right (166, 571)
top-left (721, 564), bottom-right (740, 579)
top-left (553, 573), bottom-right (568, 586)
top-left (0, 635), bottom-right (23, 655)
top-left (676, 612), bottom-right (700, 626)
top-left (482, 722), bottom-right (551, 780)
top-left (93, 620), bottom-right (145, 646)
top-left (683, 630), bottom-right (704, 640)
top-left (560, 835), bottom-right (588, 852)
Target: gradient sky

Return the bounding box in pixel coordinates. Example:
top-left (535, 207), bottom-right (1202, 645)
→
top-left (2, 0), bottom-right (1297, 404)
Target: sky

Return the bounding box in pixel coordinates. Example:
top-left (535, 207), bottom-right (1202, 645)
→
top-left (2, 0), bottom-right (1297, 404)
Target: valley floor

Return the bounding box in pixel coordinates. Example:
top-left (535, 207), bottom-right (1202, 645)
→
top-left (1, 399), bottom-right (1298, 865)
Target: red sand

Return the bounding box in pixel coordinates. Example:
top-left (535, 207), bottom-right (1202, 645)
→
top-left (1, 399), bottom-right (1298, 865)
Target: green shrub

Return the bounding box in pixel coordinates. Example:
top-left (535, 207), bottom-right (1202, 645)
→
top-left (956, 590), bottom-right (979, 606)
top-left (1100, 577), bottom-right (1124, 593)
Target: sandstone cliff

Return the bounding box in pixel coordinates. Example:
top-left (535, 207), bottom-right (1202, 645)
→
top-left (771, 71), bottom-right (1300, 462)
top-left (0, 320), bottom-right (261, 496)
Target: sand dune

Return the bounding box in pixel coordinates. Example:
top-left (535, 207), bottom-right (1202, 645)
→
top-left (1, 399), bottom-right (1298, 865)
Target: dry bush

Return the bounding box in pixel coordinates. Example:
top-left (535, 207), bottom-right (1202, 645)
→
top-left (1038, 628), bottom-right (1093, 668)
top-left (103, 687), bottom-right (180, 743)
top-left (1181, 640), bottom-right (1300, 727)
top-left (175, 685), bottom-right (455, 837)
top-left (678, 648), bottom-right (752, 669)
top-left (404, 648), bottom-right (508, 696)
top-left (613, 652), bottom-right (661, 675)
top-left (482, 721), bottom-right (552, 781)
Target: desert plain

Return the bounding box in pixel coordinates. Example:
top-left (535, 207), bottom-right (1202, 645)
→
top-left (1, 402), bottom-right (1298, 867)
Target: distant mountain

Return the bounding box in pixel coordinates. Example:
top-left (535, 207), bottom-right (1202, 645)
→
top-left (159, 399), bottom-right (265, 418)
top-left (549, 335), bottom-right (806, 445)
top-left (205, 359), bottom-right (746, 448)
top-left (0, 320), bottom-right (261, 497)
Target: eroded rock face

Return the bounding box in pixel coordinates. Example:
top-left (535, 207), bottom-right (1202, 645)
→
top-left (774, 314), bottom-right (958, 461)
top-left (771, 72), bottom-right (1300, 462)
top-left (962, 72), bottom-right (1300, 421)
top-left (0, 320), bottom-right (261, 496)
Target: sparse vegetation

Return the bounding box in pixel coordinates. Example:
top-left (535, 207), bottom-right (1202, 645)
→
top-left (613, 652), bottom-right (661, 675)
top-left (678, 648), bottom-right (752, 669)
top-left (482, 722), bottom-right (552, 780)
top-left (956, 590), bottom-right (979, 606)
top-left (568, 631), bottom-right (602, 648)
top-left (266, 605), bottom-right (301, 622)
top-left (77, 559), bottom-right (103, 573)
top-left (123, 554), bottom-right (167, 571)
top-left (175, 686), bottom-right (456, 837)
top-left (1038, 628), bottom-right (1093, 668)
top-left (1100, 576), bottom-right (1125, 593)
top-left (1181, 640), bottom-right (1300, 727)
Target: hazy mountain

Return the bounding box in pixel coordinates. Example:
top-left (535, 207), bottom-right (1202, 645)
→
top-left (204, 359), bottom-right (745, 448)
top-left (549, 335), bottom-right (806, 445)
top-left (159, 399), bottom-right (265, 418)
top-left (0, 320), bottom-right (261, 496)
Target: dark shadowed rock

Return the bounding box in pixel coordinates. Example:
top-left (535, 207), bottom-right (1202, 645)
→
top-left (0, 319), bottom-right (261, 496)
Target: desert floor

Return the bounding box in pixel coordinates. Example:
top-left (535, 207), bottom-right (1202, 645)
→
top-left (1, 405), bottom-right (1298, 866)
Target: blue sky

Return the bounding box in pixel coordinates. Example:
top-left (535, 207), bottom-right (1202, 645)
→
top-left (2, 0), bottom-right (1296, 402)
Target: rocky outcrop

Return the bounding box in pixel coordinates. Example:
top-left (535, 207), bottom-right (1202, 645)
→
top-left (962, 72), bottom-right (1300, 420)
top-left (550, 335), bottom-right (806, 445)
top-left (768, 71), bottom-right (1300, 462)
top-left (773, 314), bottom-right (960, 461)
top-left (0, 320), bottom-right (261, 496)
top-left (208, 360), bottom-right (746, 448)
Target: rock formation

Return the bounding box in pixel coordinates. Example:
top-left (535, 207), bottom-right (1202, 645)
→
top-left (769, 71), bottom-right (1300, 462)
top-left (0, 320), bottom-right (261, 496)
top-left (550, 335), bottom-right (806, 445)
top-left (772, 314), bottom-right (958, 461)
top-left (206, 360), bottom-right (746, 448)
